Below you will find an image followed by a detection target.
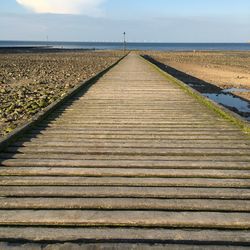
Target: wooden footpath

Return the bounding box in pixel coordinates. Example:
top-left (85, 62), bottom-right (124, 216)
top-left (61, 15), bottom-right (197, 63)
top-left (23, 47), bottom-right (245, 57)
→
top-left (0, 53), bottom-right (250, 249)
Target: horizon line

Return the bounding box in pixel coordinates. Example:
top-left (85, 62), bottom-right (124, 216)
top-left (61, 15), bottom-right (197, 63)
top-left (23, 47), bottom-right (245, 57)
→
top-left (0, 39), bottom-right (249, 44)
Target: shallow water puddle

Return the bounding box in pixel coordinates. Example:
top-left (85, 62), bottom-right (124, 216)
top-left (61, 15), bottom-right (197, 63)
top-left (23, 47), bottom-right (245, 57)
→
top-left (203, 92), bottom-right (250, 121)
top-left (222, 88), bottom-right (250, 93)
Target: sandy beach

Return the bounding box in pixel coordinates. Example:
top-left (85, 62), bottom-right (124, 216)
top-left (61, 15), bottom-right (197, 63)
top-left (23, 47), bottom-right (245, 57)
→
top-left (146, 51), bottom-right (250, 101)
top-left (0, 50), bottom-right (123, 137)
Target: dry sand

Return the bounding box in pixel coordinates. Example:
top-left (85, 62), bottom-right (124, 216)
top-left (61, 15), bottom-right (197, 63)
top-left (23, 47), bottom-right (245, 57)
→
top-left (146, 51), bottom-right (250, 100)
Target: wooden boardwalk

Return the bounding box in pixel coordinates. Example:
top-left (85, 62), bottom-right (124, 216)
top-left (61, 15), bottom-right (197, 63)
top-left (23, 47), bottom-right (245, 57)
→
top-left (0, 53), bottom-right (250, 248)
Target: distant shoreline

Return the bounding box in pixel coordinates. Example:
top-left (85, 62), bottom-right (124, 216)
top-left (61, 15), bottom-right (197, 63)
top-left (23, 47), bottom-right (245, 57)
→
top-left (0, 46), bottom-right (97, 54)
top-left (1, 41), bottom-right (250, 51)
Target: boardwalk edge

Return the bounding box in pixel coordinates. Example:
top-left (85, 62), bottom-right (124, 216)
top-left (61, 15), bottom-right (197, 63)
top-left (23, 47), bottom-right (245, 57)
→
top-left (0, 53), bottom-right (128, 152)
top-left (141, 55), bottom-right (250, 135)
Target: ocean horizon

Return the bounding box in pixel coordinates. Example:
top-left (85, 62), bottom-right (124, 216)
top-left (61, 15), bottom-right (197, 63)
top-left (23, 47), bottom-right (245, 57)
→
top-left (1, 40), bottom-right (250, 51)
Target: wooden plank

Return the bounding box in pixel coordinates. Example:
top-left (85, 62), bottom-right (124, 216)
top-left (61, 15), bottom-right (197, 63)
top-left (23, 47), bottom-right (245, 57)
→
top-left (10, 141), bottom-right (250, 149)
top-left (0, 198), bottom-right (249, 211)
top-left (45, 115), bottom-right (226, 120)
top-left (0, 167), bottom-right (250, 179)
top-left (0, 176), bottom-right (249, 188)
top-left (18, 138), bottom-right (250, 145)
top-left (1, 154), bottom-right (250, 170)
top-left (36, 123), bottom-right (234, 128)
top-left (0, 227), bottom-right (249, 245)
top-left (0, 210), bottom-right (249, 229)
top-left (35, 122), bottom-right (239, 127)
top-left (0, 186), bottom-right (249, 199)
top-left (1, 152), bottom-right (249, 162)
top-left (5, 147), bottom-right (250, 156)
top-left (35, 123), bottom-right (237, 131)
top-left (0, 243), bottom-right (248, 250)
top-left (31, 132), bottom-right (246, 140)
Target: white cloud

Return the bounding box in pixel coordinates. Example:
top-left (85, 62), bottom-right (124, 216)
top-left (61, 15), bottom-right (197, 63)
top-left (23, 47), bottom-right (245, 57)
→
top-left (16, 0), bottom-right (105, 16)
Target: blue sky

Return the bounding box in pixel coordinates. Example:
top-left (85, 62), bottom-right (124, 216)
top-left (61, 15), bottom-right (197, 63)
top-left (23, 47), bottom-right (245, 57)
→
top-left (0, 0), bottom-right (250, 42)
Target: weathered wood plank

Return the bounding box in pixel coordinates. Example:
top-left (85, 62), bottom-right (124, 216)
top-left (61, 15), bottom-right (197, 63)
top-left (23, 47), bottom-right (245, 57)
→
top-left (0, 153), bottom-right (250, 170)
top-left (0, 227), bottom-right (249, 246)
top-left (0, 210), bottom-right (249, 229)
top-left (3, 152), bottom-right (249, 162)
top-left (0, 242), bottom-right (248, 250)
top-left (1, 176), bottom-right (249, 188)
top-left (4, 146), bottom-right (250, 156)
top-left (0, 186), bottom-right (249, 199)
top-left (0, 198), bottom-right (249, 211)
top-left (0, 167), bottom-right (250, 179)
top-left (10, 141), bottom-right (250, 149)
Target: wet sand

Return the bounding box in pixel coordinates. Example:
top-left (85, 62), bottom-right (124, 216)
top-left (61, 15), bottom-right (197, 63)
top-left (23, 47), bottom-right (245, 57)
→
top-left (145, 51), bottom-right (250, 100)
top-left (0, 49), bottom-right (124, 137)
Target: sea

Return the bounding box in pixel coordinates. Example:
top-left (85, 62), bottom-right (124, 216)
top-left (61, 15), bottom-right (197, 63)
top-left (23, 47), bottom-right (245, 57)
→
top-left (0, 41), bottom-right (250, 51)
